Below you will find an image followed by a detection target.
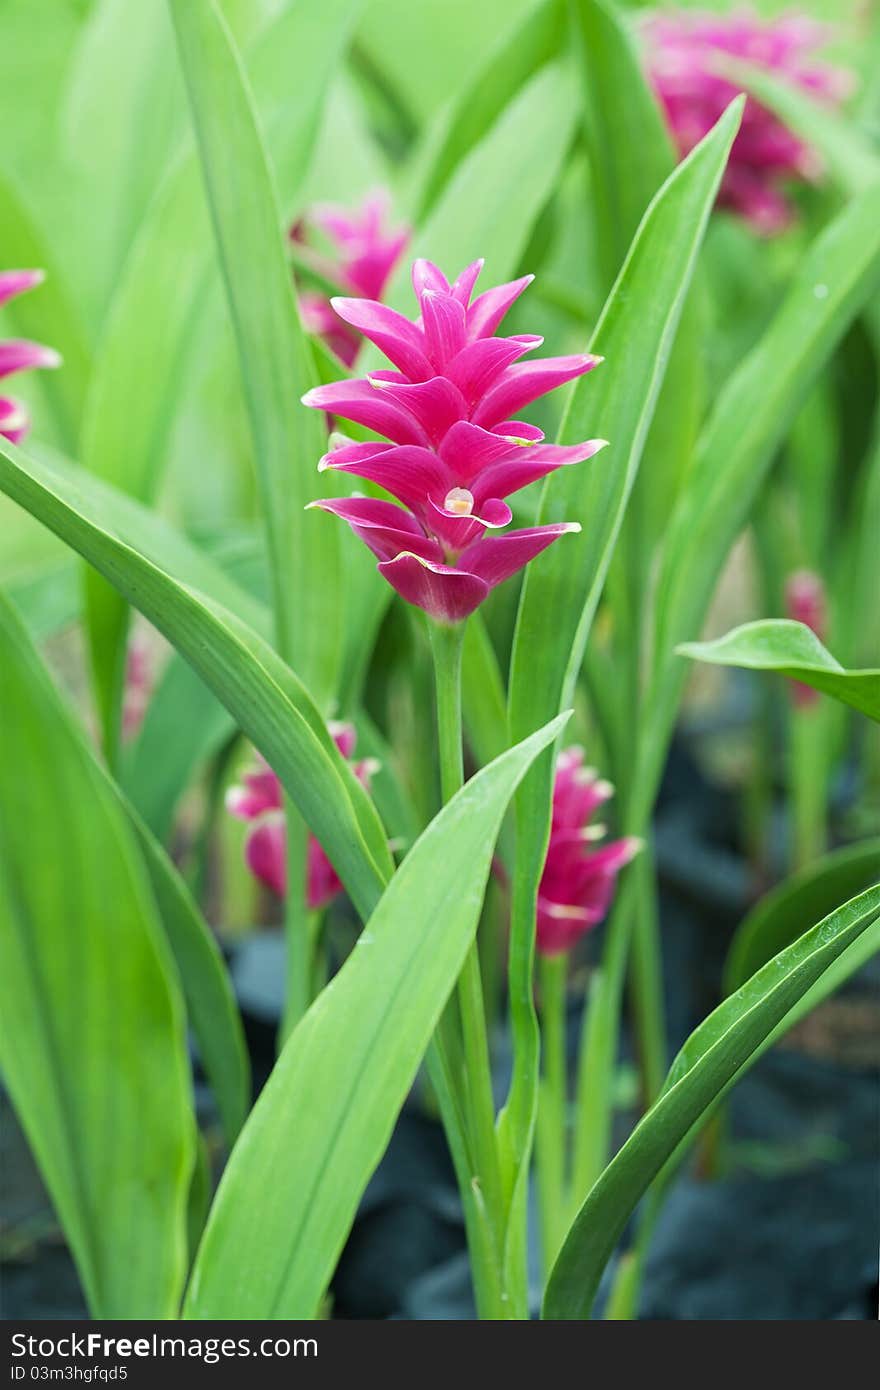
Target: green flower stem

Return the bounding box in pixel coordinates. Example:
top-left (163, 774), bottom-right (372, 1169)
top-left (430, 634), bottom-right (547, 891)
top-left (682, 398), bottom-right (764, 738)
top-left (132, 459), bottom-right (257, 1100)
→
top-left (536, 950), bottom-right (568, 1275)
top-left (627, 845), bottom-right (667, 1106)
top-left (428, 617), bottom-right (507, 1317)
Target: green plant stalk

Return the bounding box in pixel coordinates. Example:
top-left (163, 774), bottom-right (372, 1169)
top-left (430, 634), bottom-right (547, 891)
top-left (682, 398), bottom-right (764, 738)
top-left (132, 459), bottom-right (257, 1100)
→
top-left (789, 702), bottom-right (829, 870)
top-left (428, 618), bottom-right (507, 1318)
top-left (536, 951), bottom-right (568, 1276)
top-left (627, 846), bottom-right (668, 1106)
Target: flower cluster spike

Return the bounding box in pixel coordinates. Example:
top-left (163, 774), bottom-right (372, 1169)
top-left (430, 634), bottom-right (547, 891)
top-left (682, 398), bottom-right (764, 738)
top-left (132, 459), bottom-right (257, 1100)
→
top-left (0, 271), bottom-right (61, 443)
top-left (536, 748), bottom-right (641, 957)
top-left (785, 568), bottom-right (827, 708)
top-left (302, 258), bottom-right (606, 624)
top-left (226, 724), bottom-right (376, 911)
top-left (292, 191), bottom-right (410, 367)
top-left (643, 8), bottom-right (851, 234)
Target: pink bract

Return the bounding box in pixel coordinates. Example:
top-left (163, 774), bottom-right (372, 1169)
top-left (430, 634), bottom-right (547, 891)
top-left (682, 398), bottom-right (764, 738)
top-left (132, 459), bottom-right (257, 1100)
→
top-left (536, 748), bottom-right (641, 957)
top-left (293, 192), bottom-right (410, 367)
top-left (226, 723), bottom-right (375, 911)
top-left (303, 258), bottom-right (606, 624)
top-left (0, 270), bottom-right (61, 444)
top-left (643, 8), bottom-right (851, 233)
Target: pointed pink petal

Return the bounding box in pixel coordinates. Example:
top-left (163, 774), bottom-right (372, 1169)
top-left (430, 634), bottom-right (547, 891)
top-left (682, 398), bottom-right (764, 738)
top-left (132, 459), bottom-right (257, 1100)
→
top-left (412, 259), bottom-right (451, 299)
top-left (460, 523), bottom-right (581, 590)
top-left (309, 495), bottom-right (440, 563)
top-left (536, 898), bottom-right (598, 956)
top-left (0, 396), bottom-right (28, 443)
top-left (470, 440), bottom-right (607, 505)
top-left (421, 290), bottom-right (467, 370)
top-left (423, 495), bottom-right (511, 552)
top-left (302, 380), bottom-right (430, 446)
top-left (378, 552), bottom-right (490, 623)
top-left (307, 835), bottom-right (343, 910)
top-left (450, 259), bottom-right (484, 306)
top-left (330, 297), bottom-right (432, 379)
top-left (444, 335), bottom-right (541, 404)
top-left (0, 270), bottom-right (44, 309)
top-left (328, 720), bottom-right (357, 760)
top-left (438, 420), bottom-right (526, 480)
top-left (319, 442), bottom-right (451, 511)
top-left (472, 355), bottom-right (602, 428)
top-left (366, 374), bottom-right (468, 447)
top-left (0, 339), bottom-right (62, 380)
top-left (466, 274), bottom-right (533, 339)
top-left (244, 818), bottom-right (287, 897)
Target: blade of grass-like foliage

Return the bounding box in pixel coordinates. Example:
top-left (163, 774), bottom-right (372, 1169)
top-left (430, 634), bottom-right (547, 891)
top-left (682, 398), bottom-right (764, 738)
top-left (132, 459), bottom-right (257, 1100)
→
top-left (7, 557), bottom-right (79, 641)
top-left (643, 184), bottom-right (880, 821)
top-left (410, 0), bottom-right (565, 222)
top-left (544, 884), bottom-right (880, 1319)
top-left (501, 103), bottom-right (742, 1304)
top-left (725, 839), bottom-right (880, 991)
top-left (80, 0), bottom-right (360, 757)
top-left (384, 61), bottom-right (578, 316)
top-left (0, 592), bottom-right (195, 1318)
top-left (185, 711), bottom-right (569, 1319)
top-left (0, 433), bottom-right (393, 922)
top-left (169, 0), bottom-right (337, 694)
top-left (0, 172), bottom-right (92, 451)
top-left (125, 809), bottom-right (250, 1146)
top-left (719, 56), bottom-right (880, 198)
top-left (61, 0), bottom-right (186, 318)
top-left (679, 620), bottom-right (880, 722)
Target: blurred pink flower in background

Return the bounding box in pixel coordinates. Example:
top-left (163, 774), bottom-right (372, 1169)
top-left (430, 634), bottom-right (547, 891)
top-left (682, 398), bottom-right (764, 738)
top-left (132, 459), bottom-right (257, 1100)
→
top-left (0, 270), bottom-right (61, 442)
top-left (292, 191), bottom-right (410, 366)
top-left (227, 723), bottom-right (376, 911)
top-left (121, 633), bottom-right (155, 743)
top-left (643, 8), bottom-right (851, 233)
top-left (303, 257), bottom-right (606, 624)
top-left (536, 748), bottom-right (641, 957)
top-left (785, 568), bottom-right (827, 707)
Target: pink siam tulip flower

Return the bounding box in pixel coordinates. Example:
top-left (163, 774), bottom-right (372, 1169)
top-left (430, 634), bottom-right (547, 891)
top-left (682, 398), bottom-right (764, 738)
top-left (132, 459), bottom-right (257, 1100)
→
top-left (0, 270), bottom-right (61, 442)
top-left (785, 568), bottom-right (827, 707)
top-left (226, 724), bottom-right (377, 911)
top-left (642, 9), bottom-right (851, 233)
top-left (536, 748), bottom-right (641, 957)
top-left (292, 192), bottom-right (410, 367)
top-left (302, 258), bottom-right (606, 624)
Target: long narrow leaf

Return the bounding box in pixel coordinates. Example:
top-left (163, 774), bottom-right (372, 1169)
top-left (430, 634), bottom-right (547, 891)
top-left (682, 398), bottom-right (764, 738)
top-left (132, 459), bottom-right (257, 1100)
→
top-left (0, 593), bottom-right (195, 1318)
top-left (185, 711), bottom-right (569, 1319)
top-left (0, 434), bottom-right (393, 921)
top-left (544, 885), bottom-right (880, 1319)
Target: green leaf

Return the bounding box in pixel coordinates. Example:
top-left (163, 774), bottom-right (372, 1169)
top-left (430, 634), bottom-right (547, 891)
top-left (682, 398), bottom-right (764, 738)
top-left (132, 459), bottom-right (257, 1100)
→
top-left (679, 619), bottom-right (880, 723)
top-left (725, 839), bottom-right (880, 992)
top-left (0, 591), bottom-right (195, 1318)
top-left (184, 710), bottom-right (570, 1319)
top-left (410, 0), bottom-right (565, 222)
top-left (126, 809), bottom-right (250, 1147)
top-left (168, 0), bottom-right (340, 696)
top-left (0, 433), bottom-right (393, 922)
top-left (544, 884), bottom-right (880, 1319)
top-left (386, 61), bottom-right (579, 313)
top-left (502, 104), bottom-right (743, 1283)
top-left (568, 0), bottom-right (674, 290)
top-left (80, 0), bottom-right (359, 754)
top-left (643, 183), bottom-right (880, 821)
